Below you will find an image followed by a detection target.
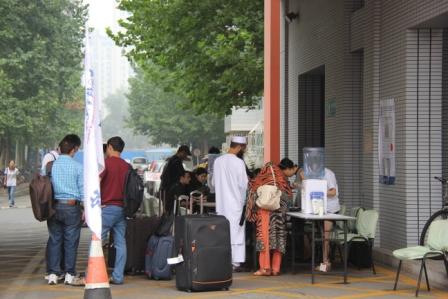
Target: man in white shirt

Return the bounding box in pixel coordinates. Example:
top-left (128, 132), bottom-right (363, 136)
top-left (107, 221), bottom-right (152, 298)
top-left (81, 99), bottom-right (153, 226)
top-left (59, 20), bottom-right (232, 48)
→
top-left (41, 148), bottom-right (60, 176)
top-left (296, 167), bottom-right (340, 272)
top-left (324, 168), bottom-right (340, 214)
top-left (321, 167), bottom-right (340, 272)
top-left (213, 136), bottom-right (249, 270)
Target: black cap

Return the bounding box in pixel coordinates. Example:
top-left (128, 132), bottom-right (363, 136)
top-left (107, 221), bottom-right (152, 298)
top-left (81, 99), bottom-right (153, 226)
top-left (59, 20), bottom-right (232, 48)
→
top-left (177, 145), bottom-right (192, 156)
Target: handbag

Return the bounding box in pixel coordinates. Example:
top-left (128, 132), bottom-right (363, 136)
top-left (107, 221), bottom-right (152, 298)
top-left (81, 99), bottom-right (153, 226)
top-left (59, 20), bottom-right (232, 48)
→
top-left (256, 166), bottom-right (281, 211)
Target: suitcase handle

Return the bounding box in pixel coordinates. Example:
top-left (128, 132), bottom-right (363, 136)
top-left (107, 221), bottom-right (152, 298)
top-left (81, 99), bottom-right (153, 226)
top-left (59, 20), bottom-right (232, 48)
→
top-left (177, 195), bottom-right (190, 215)
top-left (190, 190), bottom-right (204, 215)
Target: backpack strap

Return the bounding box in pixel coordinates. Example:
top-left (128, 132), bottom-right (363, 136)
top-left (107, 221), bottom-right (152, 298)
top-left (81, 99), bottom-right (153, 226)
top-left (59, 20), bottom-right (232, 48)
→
top-left (46, 161), bottom-right (54, 177)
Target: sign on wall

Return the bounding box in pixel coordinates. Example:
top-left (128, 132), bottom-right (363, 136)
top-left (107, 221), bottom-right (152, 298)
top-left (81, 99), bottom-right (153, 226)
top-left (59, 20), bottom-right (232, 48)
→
top-left (326, 98), bottom-right (336, 117)
top-left (378, 98), bottom-right (396, 185)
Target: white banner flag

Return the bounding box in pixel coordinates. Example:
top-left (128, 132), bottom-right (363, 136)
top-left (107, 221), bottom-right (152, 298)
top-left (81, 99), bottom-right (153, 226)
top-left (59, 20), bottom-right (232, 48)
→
top-left (83, 32), bottom-right (105, 239)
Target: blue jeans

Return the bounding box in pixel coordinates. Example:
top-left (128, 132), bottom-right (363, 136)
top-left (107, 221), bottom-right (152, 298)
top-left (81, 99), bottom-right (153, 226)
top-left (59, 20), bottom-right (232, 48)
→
top-left (47, 204), bottom-right (82, 275)
top-left (7, 186), bottom-right (16, 206)
top-left (101, 205), bottom-right (127, 283)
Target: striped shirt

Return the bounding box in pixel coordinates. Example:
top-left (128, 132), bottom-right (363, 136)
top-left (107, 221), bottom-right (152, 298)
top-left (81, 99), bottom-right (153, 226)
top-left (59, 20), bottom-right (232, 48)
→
top-left (51, 155), bottom-right (83, 201)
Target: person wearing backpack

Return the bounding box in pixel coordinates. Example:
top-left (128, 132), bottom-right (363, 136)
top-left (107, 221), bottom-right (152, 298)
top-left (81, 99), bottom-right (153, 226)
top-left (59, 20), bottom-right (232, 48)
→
top-left (41, 148), bottom-right (60, 176)
top-left (100, 136), bottom-right (129, 285)
top-left (46, 134), bottom-right (83, 286)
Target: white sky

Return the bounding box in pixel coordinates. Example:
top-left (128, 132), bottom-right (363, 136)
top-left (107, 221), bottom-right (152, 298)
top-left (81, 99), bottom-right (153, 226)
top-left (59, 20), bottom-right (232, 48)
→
top-left (84, 0), bottom-right (118, 32)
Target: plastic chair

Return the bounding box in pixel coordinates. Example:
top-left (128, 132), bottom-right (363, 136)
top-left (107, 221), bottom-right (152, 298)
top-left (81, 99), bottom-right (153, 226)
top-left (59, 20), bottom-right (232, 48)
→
top-left (332, 206), bottom-right (362, 235)
top-left (332, 209), bottom-right (378, 274)
top-left (392, 219), bottom-right (448, 297)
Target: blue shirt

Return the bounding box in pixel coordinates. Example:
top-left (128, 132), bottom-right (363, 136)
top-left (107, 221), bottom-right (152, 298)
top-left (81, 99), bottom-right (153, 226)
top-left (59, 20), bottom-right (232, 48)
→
top-left (51, 155), bottom-right (83, 201)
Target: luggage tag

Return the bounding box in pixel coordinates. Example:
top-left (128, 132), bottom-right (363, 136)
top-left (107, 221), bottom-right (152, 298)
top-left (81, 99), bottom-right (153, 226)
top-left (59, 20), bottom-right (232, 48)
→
top-left (167, 254), bottom-right (184, 265)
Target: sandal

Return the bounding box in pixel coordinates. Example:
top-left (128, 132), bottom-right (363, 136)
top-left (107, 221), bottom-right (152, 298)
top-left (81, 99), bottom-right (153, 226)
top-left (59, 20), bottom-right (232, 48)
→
top-left (315, 262), bottom-right (331, 272)
top-left (253, 269), bottom-right (271, 276)
top-left (271, 271), bottom-right (280, 276)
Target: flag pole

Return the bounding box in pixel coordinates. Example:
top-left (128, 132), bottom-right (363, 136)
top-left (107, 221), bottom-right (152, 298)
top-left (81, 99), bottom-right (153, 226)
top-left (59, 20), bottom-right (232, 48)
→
top-left (83, 28), bottom-right (111, 299)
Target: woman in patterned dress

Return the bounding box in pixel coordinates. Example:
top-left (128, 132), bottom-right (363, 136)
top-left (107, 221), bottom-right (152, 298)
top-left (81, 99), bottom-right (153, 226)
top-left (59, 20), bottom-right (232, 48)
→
top-left (246, 158), bottom-right (298, 276)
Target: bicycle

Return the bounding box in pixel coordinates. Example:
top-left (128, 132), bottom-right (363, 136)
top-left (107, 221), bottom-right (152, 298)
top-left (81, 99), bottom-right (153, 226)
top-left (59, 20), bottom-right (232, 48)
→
top-left (419, 176), bottom-right (448, 246)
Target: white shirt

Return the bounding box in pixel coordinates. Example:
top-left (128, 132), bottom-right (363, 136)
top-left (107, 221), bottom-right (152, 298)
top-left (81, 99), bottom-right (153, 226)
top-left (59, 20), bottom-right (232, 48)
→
top-left (324, 168), bottom-right (340, 213)
top-left (4, 168), bottom-right (19, 187)
top-left (213, 154), bottom-right (248, 253)
top-left (41, 150), bottom-right (59, 175)
top-left (207, 154), bottom-right (220, 194)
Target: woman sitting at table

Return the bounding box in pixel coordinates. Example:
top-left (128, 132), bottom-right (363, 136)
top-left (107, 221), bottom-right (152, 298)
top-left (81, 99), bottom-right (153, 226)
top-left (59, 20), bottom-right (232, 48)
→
top-left (298, 167), bottom-right (340, 272)
top-left (246, 158), bottom-right (298, 276)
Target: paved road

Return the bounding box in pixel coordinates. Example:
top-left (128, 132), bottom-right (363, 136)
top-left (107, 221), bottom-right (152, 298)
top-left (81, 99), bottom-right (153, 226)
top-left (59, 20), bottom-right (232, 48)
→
top-left (0, 200), bottom-right (447, 298)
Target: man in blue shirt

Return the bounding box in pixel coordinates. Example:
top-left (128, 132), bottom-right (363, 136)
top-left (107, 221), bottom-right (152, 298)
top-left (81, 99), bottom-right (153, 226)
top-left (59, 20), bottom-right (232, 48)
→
top-left (47, 134), bottom-right (83, 285)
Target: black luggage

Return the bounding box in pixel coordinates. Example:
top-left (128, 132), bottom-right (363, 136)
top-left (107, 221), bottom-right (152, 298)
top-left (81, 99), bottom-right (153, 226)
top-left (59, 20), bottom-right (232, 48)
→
top-left (125, 216), bottom-right (161, 274)
top-left (144, 196), bottom-right (186, 280)
top-left (348, 241), bottom-right (372, 268)
top-left (174, 215), bottom-right (232, 292)
top-left (108, 216), bottom-right (161, 274)
top-left (145, 234), bottom-right (174, 280)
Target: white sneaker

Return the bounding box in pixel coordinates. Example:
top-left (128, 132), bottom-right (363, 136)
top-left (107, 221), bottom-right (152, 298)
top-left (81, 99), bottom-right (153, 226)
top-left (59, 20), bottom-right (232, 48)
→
top-left (47, 274), bottom-right (58, 285)
top-left (44, 273), bottom-right (65, 280)
top-left (64, 273), bottom-right (75, 285)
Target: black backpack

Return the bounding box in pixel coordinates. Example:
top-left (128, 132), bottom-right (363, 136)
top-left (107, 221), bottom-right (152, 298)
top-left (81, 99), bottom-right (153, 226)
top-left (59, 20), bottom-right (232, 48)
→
top-left (123, 165), bottom-right (144, 218)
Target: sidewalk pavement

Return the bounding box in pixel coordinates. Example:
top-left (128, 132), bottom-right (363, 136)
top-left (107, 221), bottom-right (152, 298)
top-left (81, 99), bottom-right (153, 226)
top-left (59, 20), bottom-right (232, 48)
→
top-left (1, 200), bottom-right (447, 298)
top-left (0, 208), bottom-right (448, 299)
top-left (0, 183), bottom-right (30, 209)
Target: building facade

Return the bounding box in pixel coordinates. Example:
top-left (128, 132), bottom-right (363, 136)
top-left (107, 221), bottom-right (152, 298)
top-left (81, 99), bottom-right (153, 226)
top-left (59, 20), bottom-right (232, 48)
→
top-left (280, 0), bottom-right (448, 251)
top-left (224, 107), bottom-right (264, 168)
top-left (90, 29), bottom-right (134, 106)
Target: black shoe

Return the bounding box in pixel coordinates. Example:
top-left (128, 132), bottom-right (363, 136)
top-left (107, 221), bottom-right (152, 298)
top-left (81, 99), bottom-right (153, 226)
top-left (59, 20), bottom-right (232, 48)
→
top-left (109, 278), bottom-right (123, 285)
top-left (232, 266), bottom-right (246, 273)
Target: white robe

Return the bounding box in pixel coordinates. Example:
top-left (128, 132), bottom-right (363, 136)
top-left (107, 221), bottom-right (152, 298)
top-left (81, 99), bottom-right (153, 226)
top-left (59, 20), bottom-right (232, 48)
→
top-left (213, 153), bottom-right (248, 264)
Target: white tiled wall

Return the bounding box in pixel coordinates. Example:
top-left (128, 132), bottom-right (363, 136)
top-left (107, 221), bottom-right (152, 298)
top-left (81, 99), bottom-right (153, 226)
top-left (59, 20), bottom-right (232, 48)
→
top-left (283, 0), bottom-right (448, 250)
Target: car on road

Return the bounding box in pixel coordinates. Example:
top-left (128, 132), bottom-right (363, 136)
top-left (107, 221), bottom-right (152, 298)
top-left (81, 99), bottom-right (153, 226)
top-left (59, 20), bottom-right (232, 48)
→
top-left (131, 157), bottom-right (148, 177)
top-left (144, 160), bottom-right (166, 196)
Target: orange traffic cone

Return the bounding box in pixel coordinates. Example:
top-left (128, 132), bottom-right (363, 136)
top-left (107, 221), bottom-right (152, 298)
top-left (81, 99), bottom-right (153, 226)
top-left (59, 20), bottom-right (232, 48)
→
top-left (83, 234), bottom-right (112, 299)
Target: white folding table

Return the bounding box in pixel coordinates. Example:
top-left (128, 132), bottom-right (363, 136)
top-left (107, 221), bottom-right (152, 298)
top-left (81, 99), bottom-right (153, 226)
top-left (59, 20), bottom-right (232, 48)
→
top-left (287, 212), bottom-right (355, 284)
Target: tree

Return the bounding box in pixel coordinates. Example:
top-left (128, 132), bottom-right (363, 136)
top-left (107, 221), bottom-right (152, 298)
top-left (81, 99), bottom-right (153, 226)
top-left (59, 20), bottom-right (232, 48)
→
top-left (0, 0), bottom-right (87, 167)
top-left (127, 69), bottom-right (225, 149)
top-left (101, 90), bottom-right (152, 149)
top-left (108, 0), bottom-right (263, 115)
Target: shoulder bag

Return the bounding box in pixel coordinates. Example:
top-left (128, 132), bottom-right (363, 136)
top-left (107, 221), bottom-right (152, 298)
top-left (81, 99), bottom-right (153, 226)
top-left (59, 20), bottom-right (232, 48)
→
top-left (256, 166), bottom-right (281, 211)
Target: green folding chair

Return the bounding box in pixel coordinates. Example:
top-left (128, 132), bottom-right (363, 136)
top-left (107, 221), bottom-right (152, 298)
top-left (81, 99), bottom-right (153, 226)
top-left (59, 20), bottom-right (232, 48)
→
top-left (332, 209), bottom-right (378, 274)
top-left (392, 219), bottom-right (448, 297)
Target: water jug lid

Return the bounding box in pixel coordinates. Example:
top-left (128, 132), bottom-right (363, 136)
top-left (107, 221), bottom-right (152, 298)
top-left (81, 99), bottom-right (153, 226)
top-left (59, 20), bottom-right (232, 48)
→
top-left (303, 147), bottom-right (324, 151)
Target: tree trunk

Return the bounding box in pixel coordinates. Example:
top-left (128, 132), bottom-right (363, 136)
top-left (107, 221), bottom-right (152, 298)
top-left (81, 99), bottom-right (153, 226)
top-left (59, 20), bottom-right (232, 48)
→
top-left (1, 137), bottom-right (11, 168)
top-left (15, 139), bottom-right (20, 166)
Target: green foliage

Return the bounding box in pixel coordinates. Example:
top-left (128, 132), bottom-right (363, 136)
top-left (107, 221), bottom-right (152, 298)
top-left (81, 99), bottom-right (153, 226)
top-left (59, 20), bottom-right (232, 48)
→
top-left (108, 0), bottom-right (263, 115)
top-left (0, 0), bottom-right (87, 149)
top-left (101, 90), bottom-right (152, 149)
top-left (127, 69), bottom-right (224, 148)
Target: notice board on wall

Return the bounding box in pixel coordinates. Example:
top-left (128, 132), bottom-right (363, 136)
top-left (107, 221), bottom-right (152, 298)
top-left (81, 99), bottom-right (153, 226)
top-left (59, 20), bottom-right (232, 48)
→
top-left (378, 98), bottom-right (396, 185)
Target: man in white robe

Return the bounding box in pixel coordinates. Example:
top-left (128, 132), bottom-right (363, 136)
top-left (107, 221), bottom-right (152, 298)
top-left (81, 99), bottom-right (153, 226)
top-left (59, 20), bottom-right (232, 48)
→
top-left (213, 136), bottom-right (249, 269)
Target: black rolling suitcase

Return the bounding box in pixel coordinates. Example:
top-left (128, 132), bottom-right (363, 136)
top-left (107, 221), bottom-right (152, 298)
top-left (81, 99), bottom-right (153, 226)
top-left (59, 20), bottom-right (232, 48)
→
top-left (174, 215), bottom-right (232, 292)
top-left (125, 216), bottom-right (161, 274)
top-left (108, 216), bottom-right (161, 274)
